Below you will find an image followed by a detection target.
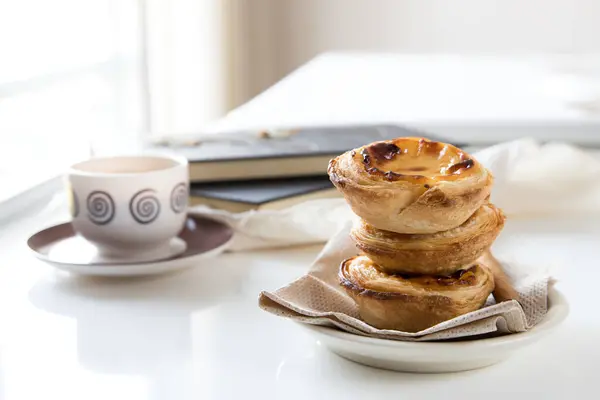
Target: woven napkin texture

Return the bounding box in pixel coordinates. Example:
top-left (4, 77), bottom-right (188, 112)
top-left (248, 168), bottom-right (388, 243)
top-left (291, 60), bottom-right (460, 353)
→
top-left (258, 223), bottom-right (551, 341)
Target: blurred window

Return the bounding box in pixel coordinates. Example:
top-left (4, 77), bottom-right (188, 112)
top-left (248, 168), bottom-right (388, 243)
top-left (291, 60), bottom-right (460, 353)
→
top-left (0, 0), bottom-right (146, 202)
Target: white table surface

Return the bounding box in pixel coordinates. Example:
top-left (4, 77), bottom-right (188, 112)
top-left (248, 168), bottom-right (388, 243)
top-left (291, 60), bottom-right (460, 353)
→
top-left (0, 193), bottom-right (597, 400)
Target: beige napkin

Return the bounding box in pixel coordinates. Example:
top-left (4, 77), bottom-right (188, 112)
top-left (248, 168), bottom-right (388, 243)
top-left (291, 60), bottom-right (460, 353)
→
top-left (191, 139), bottom-right (600, 251)
top-left (258, 221), bottom-right (551, 341)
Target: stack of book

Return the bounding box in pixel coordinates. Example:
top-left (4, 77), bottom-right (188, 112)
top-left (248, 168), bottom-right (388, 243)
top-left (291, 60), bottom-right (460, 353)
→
top-left (155, 125), bottom-right (454, 212)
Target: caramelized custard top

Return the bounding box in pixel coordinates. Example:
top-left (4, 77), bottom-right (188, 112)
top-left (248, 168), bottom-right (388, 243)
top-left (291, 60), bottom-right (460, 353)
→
top-left (356, 137), bottom-right (478, 182)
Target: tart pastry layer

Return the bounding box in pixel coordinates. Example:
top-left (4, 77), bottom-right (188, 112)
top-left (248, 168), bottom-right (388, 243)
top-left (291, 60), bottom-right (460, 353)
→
top-left (328, 137), bottom-right (493, 233)
top-left (350, 203), bottom-right (505, 275)
top-left (339, 256), bottom-right (495, 332)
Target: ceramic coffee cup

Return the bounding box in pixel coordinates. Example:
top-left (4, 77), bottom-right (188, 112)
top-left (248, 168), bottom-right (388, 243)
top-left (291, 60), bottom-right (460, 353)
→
top-left (65, 154), bottom-right (189, 262)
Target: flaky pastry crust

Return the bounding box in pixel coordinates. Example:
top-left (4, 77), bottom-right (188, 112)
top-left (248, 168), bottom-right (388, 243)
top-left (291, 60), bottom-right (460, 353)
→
top-left (328, 137), bottom-right (493, 233)
top-left (339, 256), bottom-right (495, 332)
top-left (350, 203), bottom-right (505, 275)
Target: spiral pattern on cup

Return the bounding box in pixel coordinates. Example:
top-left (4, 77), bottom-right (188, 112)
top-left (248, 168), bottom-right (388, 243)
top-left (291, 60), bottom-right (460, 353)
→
top-left (170, 183), bottom-right (188, 214)
top-left (129, 189), bottom-right (161, 224)
top-left (87, 191), bottom-right (115, 225)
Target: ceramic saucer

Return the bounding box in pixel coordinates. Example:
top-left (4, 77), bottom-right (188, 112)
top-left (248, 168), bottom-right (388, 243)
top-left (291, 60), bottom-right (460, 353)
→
top-left (296, 286), bottom-right (568, 373)
top-left (28, 215), bottom-right (234, 277)
top-left (37, 235), bottom-right (188, 265)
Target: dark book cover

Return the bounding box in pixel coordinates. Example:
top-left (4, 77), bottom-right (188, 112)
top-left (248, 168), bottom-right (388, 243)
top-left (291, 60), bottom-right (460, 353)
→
top-left (157, 124), bottom-right (460, 163)
top-left (189, 176), bottom-right (334, 205)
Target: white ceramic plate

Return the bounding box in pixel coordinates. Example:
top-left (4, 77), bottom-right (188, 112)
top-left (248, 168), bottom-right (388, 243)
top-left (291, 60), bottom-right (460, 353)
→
top-left (28, 216), bottom-right (233, 277)
top-left (297, 286), bottom-right (568, 373)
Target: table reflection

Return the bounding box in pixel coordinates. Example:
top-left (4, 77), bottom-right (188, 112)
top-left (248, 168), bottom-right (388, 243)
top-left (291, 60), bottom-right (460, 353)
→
top-left (28, 259), bottom-right (247, 400)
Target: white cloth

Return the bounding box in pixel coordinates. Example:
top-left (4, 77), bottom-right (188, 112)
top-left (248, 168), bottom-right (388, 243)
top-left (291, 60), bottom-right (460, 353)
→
top-left (191, 139), bottom-right (599, 251)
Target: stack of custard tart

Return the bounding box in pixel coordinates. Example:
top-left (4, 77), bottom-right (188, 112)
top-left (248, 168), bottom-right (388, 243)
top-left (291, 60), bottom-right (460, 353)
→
top-left (328, 137), bottom-right (505, 333)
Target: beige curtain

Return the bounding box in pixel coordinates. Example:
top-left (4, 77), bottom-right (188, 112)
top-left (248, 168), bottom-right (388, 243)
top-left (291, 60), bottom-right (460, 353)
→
top-left (141, 0), bottom-right (290, 137)
top-left (143, 0), bottom-right (229, 135)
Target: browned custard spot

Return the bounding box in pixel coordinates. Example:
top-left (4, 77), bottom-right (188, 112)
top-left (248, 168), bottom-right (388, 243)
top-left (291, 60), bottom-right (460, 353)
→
top-left (361, 149), bottom-right (371, 165)
top-left (384, 171), bottom-right (403, 181)
top-left (367, 142), bottom-right (402, 161)
top-left (446, 159), bottom-right (474, 174)
top-left (361, 148), bottom-right (404, 181)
